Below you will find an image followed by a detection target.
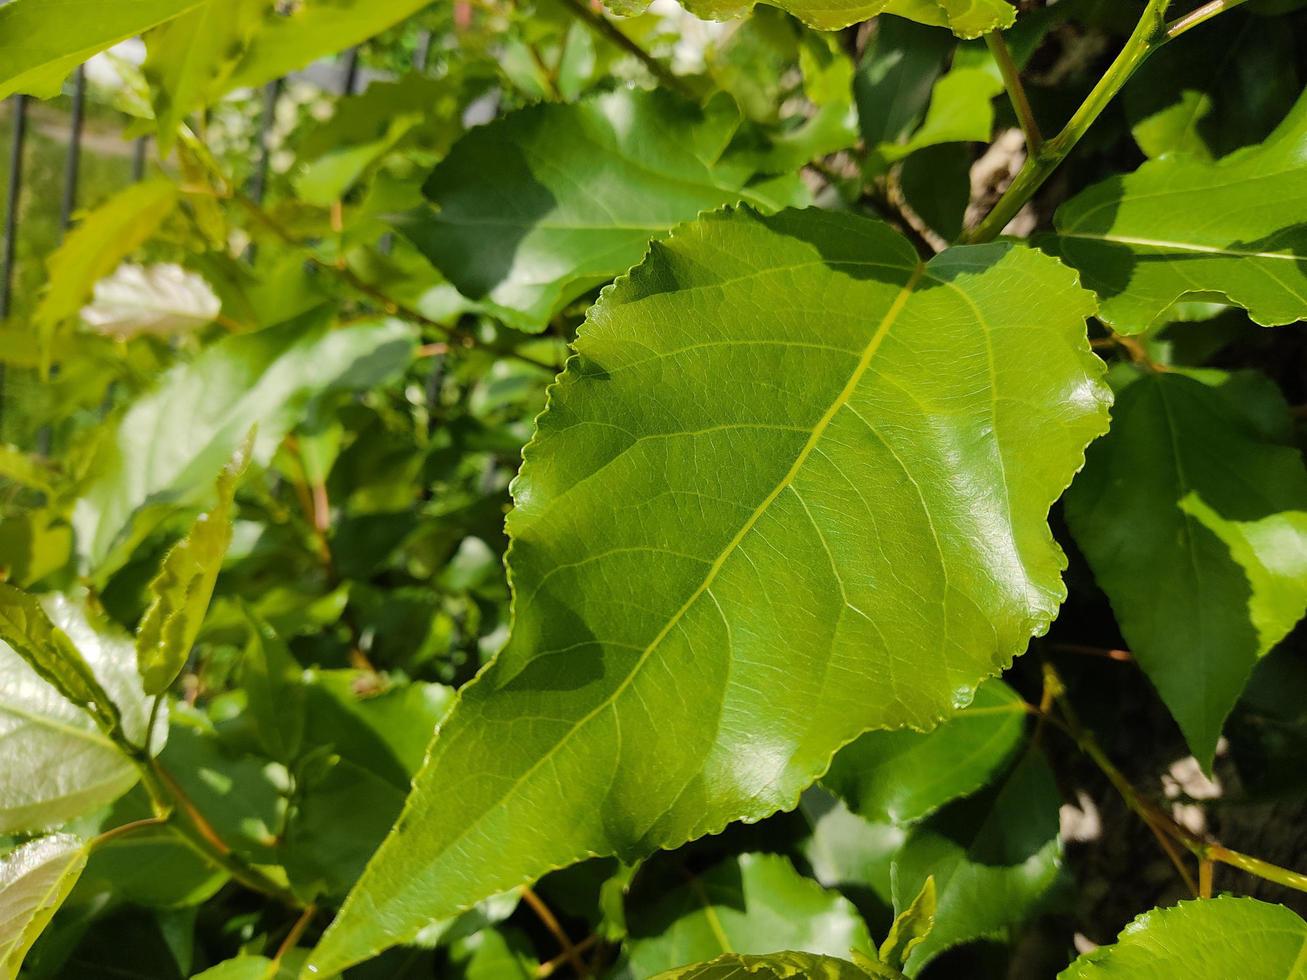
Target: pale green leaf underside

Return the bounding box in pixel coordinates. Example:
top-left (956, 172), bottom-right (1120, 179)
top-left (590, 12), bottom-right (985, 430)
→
top-left (823, 678), bottom-right (1025, 826)
top-left (0, 834), bottom-right (88, 979)
top-left (626, 852), bottom-right (873, 977)
top-left (1065, 370), bottom-right (1307, 769)
top-left (611, 0), bottom-right (1013, 35)
top-left (0, 0), bottom-right (204, 100)
top-left (0, 596), bottom-right (162, 833)
top-left (1050, 91), bottom-right (1307, 333)
top-left (1059, 897), bottom-right (1307, 979)
top-left (647, 951), bottom-right (876, 980)
top-left (400, 89), bottom-right (801, 332)
top-left (309, 206), bottom-right (1109, 973)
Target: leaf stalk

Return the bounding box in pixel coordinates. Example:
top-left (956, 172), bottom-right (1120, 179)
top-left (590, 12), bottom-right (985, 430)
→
top-left (984, 32), bottom-right (1042, 155)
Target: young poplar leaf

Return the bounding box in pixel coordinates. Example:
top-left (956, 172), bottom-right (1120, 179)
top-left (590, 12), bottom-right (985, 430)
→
top-left (308, 206), bottom-right (1110, 973)
top-left (892, 753), bottom-right (1062, 973)
top-left (80, 263), bottom-right (222, 340)
top-left (0, 0), bottom-right (205, 100)
top-left (1059, 896), bottom-right (1307, 979)
top-left (142, 0), bottom-right (269, 153)
top-left (135, 439), bottom-right (250, 696)
top-left (0, 597), bottom-right (163, 832)
top-left (823, 679), bottom-right (1026, 826)
top-left (855, 18), bottom-right (953, 150)
top-left (396, 89), bottom-right (804, 332)
top-left (1065, 369), bottom-right (1307, 769)
top-left (645, 951), bottom-right (877, 980)
top-left (878, 876), bottom-right (935, 973)
top-left (73, 313), bottom-right (415, 574)
top-left (32, 180), bottom-right (180, 349)
top-left (0, 834), bottom-right (89, 979)
top-left (625, 853), bottom-right (873, 977)
top-left (1048, 91), bottom-right (1307, 333)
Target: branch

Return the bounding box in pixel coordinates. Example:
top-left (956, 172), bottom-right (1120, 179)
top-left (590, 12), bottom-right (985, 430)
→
top-left (555, 0), bottom-right (694, 98)
top-left (1166, 0), bottom-right (1253, 39)
top-left (522, 886), bottom-right (589, 978)
top-left (984, 32), bottom-right (1042, 155)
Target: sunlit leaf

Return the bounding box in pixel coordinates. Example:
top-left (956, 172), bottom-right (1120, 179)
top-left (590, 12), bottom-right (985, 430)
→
top-left (0, 835), bottom-right (88, 979)
top-left (80, 263), bottom-right (222, 340)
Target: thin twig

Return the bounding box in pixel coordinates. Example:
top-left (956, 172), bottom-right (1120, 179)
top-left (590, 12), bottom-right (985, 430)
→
top-left (91, 815), bottom-right (169, 850)
top-left (1199, 858), bottom-right (1214, 898)
top-left (522, 886), bottom-right (588, 978)
top-left (537, 935), bottom-right (600, 978)
top-left (273, 905), bottom-right (318, 963)
top-left (984, 33), bottom-right (1042, 154)
top-left (1166, 0), bottom-right (1252, 38)
top-left (1052, 643), bottom-right (1134, 663)
top-left (555, 0), bottom-right (694, 98)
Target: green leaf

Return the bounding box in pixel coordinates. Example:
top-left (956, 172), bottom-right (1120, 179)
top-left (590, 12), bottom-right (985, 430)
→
top-left (625, 853), bottom-right (874, 977)
top-left (447, 927), bottom-right (536, 980)
top-left (0, 0), bottom-right (205, 100)
top-left (1048, 91), bottom-right (1307, 333)
top-left (72, 313), bottom-right (415, 573)
top-left (823, 679), bottom-right (1026, 826)
top-left (308, 206), bottom-right (1109, 973)
top-left (80, 263), bottom-right (222, 341)
top-left (0, 585), bottom-right (111, 717)
top-left (142, 0), bottom-right (269, 153)
top-left (222, 0), bottom-right (439, 94)
top-left (1064, 369), bottom-right (1307, 768)
top-left (654, 0), bottom-right (1013, 34)
top-left (135, 440), bottom-right (250, 696)
top-left (0, 596), bottom-right (163, 832)
top-left (32, 180), bottom-right (179, 348)
top-left (877, 876), bottom-right (934, 973)
top-left (646, 951), bottom-right (875, 980)
top-left (397, 89), bottom-right (798, 331)
top-left (0, 835), bottom-right (88, 979)
top-left (891, 753), bottom-right (1062, 973)
top-left (0, 445), bottom-right (58, 497)
top-left (855, 19), bottom-right (952, 150)
top-left (1059, 896), bottom-right (1307, 979)
top-left (241, 612), bottom-right (305, 765)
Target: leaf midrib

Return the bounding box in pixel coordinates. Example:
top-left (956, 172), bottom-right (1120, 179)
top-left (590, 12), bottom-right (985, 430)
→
top-left (1057, 230), bottom-right (1306, 262)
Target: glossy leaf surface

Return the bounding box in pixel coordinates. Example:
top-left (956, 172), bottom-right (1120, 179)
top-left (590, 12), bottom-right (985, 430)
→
top-left (1049, 93), bottom-right (1307, 333)
top-left (1065, 369), bottom-right (1307, 768)
top-left (1059, 896), bottom-right (1307, 979)
top-left (616, 0), bottom-right (1014, 35)
top-left (0, 835), bottom-right (88, 980)
top-left (647, 951), bottom-right (876, 980)
top-left (309, 206), bottom-right (1110, 972)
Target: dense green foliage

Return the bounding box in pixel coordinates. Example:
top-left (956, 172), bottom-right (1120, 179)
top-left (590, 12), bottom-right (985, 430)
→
top-left (1, 0), bottom-right (1306, 978)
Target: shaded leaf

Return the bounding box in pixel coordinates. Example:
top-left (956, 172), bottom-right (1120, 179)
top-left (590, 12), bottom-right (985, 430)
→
top-left (72, 313), bottom-right (415, 573)
top-left (823, 680), bottom-right (1026, 826)
top-left (634, 0), bottom-right (1013, 35)
top-left (80, 263), bottom-right (222, 340)
top-left (1059, 896), bottom-right (1307, 979)
top-left (397, 89), bottom-right (800, 331)
top-left (0, 0), bottom-right (203, 100)
top-left (891, 753), bottom-right (1062, 973)
top-left (0, 446), bottom-right (58, 497)
top-left (308, 206), bottom-right (1109, 972)
top-left (1049, 91), bottom-right (1307, 332)
top-left (136, 440), bottom-right (250, 695)
top-left (1065, 369), bottom-right (1307, 768)
top-left (625, 853), bottom-right (873, 977)
top-left (646, 951), bottom-right (875, 980)
top-left (241, 612), bottom-right (305, 765)
top-left (0, 835), bottom-right (88, 979)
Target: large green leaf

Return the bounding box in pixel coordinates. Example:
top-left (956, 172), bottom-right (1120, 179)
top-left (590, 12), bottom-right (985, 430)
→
top-left (823, 679), bottom-right (1025, 826)
top-left (222, 0), bottom-right (439, 94)
top-left (1049, 92), bottom-right (1307, 333)
top-left (1059, 896), bottom-right (1307, 979)
top-left (891, 753), bottom-right (1062, 973)
top-left (308, 206), bottom-right (1109, 973)
top-left (0, 597), bottom-right (162, 833)
top-left (624, 853), bottom-right (873, 977)
top-left (135, 442), bottom-right (249, 696)
top-left (646, 951), bottom-right (876, 980)
top-left (854, 19), bottom-right (952, 149)
top-left (142, 0), bottom-right (269, 153)
top-left (1065, 368), bottom-right (1307, 768)
top-left (0, 0), bottom-right (204, 100)
top-left (0, 585), bottom-right (114, 721)
top-left (72, 313), bottom-right (415, 573)
top-left (397, 89), bottom-right (804, 331)
top-left (0, 835), bottom-right (88, 979)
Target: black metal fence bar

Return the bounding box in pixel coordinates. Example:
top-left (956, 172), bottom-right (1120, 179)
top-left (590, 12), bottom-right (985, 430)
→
top-left (60, 65), bottom-right (87, 232)
top-left (1, 94), bottom-right (26, 321)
